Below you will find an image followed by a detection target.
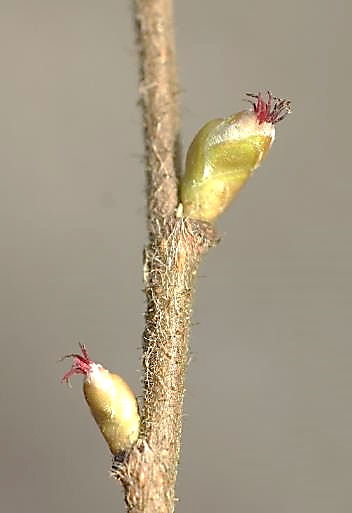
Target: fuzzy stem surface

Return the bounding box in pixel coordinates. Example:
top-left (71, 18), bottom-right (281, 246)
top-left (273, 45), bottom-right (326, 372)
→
top-left (117, 2), bottom-right (217, 512)
top-left (134, 0), bottom-right (179, 229)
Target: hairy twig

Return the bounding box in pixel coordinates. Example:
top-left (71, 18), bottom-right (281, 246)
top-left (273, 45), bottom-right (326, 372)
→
top-left (134, 0), bottom-right (179, 228)
top-left (116, 1), bottom-right (217, 512)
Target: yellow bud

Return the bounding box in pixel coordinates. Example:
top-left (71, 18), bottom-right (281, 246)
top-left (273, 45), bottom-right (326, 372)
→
top-left (181, 92), bottom-right (291, 222)
top-left (62, 344), bottom-right (140, 456)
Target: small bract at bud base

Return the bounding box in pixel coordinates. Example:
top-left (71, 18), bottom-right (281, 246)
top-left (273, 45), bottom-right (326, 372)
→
top-left (180, 91), bottom-right (291, 223)
top-left (61, 344), bottom-right (140, 457)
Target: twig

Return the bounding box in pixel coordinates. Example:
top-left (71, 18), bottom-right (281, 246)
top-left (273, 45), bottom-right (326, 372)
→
top-left (117, 1), bottom-right (217, 512)
top-left (134, 0), bottom-right (179, 228)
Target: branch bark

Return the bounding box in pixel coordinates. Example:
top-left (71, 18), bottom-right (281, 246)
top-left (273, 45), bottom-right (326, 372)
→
top-left (116, 2), bottom-right (217, 512)
top-left (134, 0), bottom-right (179, 228)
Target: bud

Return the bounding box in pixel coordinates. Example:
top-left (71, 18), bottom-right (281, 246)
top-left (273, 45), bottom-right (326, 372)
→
top-left (180, 91), bottom-right (291, 222)
top-left (61, 344), bottom-right (140, 457)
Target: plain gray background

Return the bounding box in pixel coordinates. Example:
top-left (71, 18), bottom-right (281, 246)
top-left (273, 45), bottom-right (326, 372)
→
top-left (1, 1), bottom-right (351, 512)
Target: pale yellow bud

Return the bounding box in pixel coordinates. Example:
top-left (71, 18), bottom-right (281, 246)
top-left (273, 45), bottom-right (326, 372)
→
top-left (181, 92), bottom-right (291, 222)
top-left (62, 344), bottom-right (140, 456)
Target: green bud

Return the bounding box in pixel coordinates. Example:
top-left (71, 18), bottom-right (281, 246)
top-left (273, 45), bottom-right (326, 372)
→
top-left (181, 92), bottom-right (291, 222)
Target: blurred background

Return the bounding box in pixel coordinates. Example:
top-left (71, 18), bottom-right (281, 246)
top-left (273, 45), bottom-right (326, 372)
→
top-left (1, 1), bottom-right (351, 512)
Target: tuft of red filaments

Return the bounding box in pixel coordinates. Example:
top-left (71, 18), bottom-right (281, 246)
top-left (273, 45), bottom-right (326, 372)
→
top-left (61, 343), bottom-right (93, 383)
top-left (246, 91), bottom-right (291, 125)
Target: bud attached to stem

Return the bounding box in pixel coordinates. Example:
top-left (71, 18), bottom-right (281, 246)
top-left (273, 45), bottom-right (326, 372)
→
top-left (61, 344), bottom-right (140, 457)
top-left (181, 91), bottom-right (291, 222)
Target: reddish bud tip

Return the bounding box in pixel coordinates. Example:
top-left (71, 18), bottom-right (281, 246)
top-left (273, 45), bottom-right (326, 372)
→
top-left (61, 343), bottom-right (93, 383)
top-left (246, 91), bottom-right (291, 125)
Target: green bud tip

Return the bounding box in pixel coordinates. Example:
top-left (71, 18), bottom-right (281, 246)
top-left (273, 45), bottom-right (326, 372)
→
top-left (180, 91), bottom-right (291, 222)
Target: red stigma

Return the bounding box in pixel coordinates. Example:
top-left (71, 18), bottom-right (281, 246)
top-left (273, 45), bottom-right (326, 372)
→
top-left (61, 343), bottom-right (93, 383)
top-left (246, 91), bottom-right (291, 125)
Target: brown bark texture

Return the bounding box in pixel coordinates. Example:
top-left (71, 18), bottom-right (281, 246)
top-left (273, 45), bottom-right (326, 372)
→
top-left (114, 2), bottom-right (218, 512)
